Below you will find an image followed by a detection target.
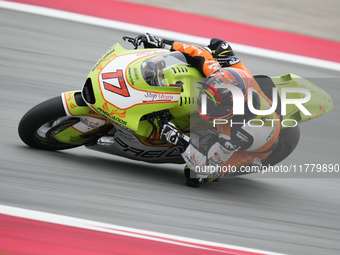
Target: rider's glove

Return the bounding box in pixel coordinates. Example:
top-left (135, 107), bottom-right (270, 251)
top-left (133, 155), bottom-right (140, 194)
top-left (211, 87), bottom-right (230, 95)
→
top-left (135, 33), bottom-right (163, 48)
top-left (160, 122), bottom-right (189, 153)
top-left (135, 33), bottom-right (173, 50)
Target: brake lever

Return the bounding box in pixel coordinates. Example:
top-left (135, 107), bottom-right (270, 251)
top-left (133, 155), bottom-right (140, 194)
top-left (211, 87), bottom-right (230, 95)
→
top-left (122, 36), bottom-right (139, 49)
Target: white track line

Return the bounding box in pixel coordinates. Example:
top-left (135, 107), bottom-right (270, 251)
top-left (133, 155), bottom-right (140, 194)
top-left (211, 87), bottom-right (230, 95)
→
top-left (0, 204), bottom-right (287, 255)
top-left (0, 0), bottom-right (340, 72)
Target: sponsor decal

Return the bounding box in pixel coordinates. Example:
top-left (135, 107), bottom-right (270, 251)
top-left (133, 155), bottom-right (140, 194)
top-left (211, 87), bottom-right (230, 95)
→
top-left (182, 44), bottom-right (190, 49)
top-left (80, 118), bottom-right (100, 129)
top-left (236, 131), bottom-right (249, 143)
top-left (115, 137), bottom-right (181, 158)
top-left (182, 44), bottom-right (204, 54)
top-left (193, 45), bottom-right (203, 54)
top-left (72, 117), bottom-right (106, 133)
top-left (136, 50), bottom-right (166, 57)
top-left (96, 107), bottom-right (127, 126)
top-left (107, 43), bottom-right (116, 51)
top-left (221, 42), bottom-right (229, 49)
top-left (207, 62), bottom-right (221, 70)
top-left (133, 68), bottom-right (140, 80)
top-left (116, 130), bottom-right (139, 144)
top-left (92, 48), bottom-right (117, 72)
top-left (127, 67), bottom-right (134, 85)
top-left (226, 55), bottom-right (240, 65)
top-left (143, 91), bottom-right (175, 103)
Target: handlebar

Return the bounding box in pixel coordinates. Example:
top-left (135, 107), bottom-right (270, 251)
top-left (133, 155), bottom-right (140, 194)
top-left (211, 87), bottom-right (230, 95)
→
top-left (122, 36), bottom-right (139, 49)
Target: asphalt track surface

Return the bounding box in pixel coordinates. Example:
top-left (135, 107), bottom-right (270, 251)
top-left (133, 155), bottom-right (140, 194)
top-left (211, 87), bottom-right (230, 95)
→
top-left (120, 0), bottom-right (340, 42)
top-left (1, 8), bottom-right (340, 255)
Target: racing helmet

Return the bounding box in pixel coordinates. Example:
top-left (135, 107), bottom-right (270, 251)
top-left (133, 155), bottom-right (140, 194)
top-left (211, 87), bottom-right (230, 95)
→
top-left (197, 68), bottom-right (252, 120)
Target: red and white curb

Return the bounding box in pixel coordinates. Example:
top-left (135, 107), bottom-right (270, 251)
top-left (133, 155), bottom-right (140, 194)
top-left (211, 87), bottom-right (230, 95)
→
top-left (0, 204), bottom-right (287, 255)
top-left (0, 0), bottom-right (340, 71)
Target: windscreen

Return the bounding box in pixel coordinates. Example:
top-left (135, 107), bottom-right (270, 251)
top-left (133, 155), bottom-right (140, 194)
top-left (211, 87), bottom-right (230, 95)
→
top-left (141, 52), bottom-right (188, 87)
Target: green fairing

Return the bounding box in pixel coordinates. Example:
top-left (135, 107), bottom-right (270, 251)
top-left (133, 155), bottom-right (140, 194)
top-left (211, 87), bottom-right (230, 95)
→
top-left (56, 44), bottom-right (333, 144)
top-left (86, 43), bottom-right (202, 137)
top-left (271, 74), bottom-right (333, 128)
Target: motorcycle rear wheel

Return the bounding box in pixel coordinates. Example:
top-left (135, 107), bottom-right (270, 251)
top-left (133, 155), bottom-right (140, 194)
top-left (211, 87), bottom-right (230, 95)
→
top-left (18, 96), bottom-right (83, 150)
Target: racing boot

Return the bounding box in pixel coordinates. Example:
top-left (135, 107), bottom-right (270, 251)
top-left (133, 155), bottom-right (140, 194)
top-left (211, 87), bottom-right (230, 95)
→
top-left (184, 166), bottom-right (221, 188)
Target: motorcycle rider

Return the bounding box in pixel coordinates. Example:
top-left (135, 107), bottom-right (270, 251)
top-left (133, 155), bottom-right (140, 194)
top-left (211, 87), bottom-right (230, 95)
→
top-left (134, 33), bottom-right (281, 187)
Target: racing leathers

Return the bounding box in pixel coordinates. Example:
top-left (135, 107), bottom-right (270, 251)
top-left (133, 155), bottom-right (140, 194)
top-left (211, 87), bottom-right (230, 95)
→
top-left (136, 34), bottom-right (281, 183)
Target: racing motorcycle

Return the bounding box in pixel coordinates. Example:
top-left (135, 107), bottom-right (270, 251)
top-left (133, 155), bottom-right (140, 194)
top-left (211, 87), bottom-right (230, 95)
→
top-left (18, 36), bottom-right (333, 184)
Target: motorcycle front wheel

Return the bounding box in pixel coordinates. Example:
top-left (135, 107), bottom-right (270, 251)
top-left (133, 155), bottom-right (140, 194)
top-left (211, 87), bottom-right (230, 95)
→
top-left (18, 96), bottom-right (83, 150)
